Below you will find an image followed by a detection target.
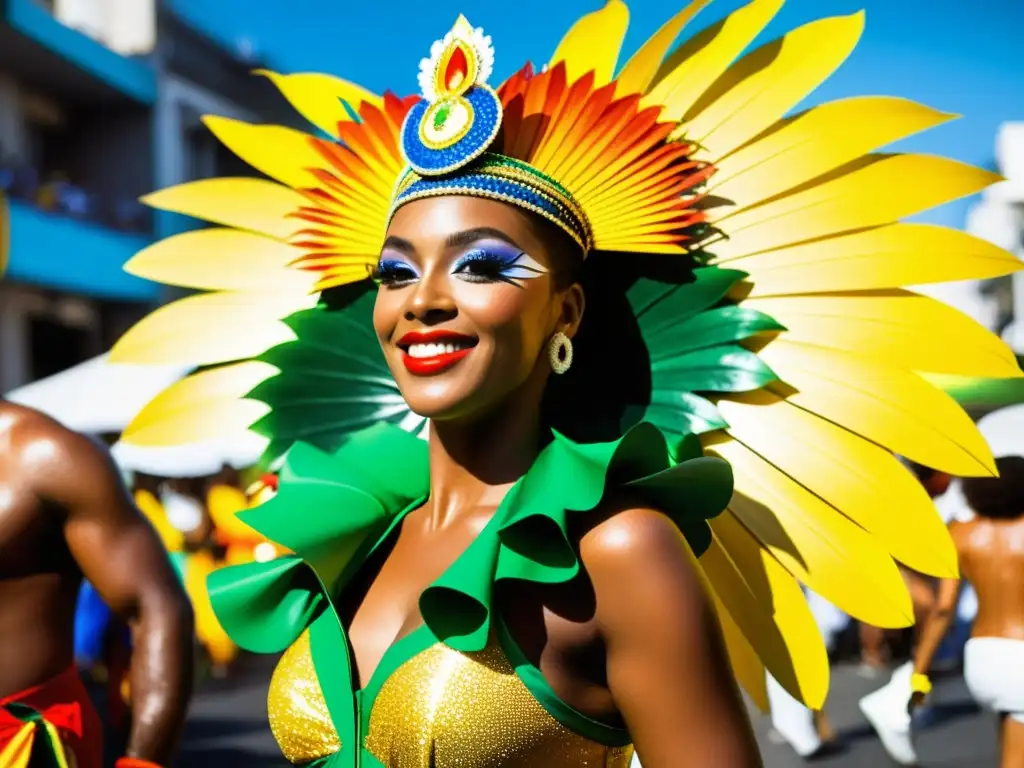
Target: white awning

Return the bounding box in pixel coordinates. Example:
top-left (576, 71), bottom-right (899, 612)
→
top-left (111, 431), bottom-right (268, 476)
top-left (4, 354), bottom-right (191, 434)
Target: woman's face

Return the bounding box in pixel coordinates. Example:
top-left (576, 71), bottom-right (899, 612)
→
top-left (373, 196), bottom-right (583, 422)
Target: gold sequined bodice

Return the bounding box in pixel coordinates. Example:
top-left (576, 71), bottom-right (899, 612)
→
top-left (268, 630), bottom-right (341, 762)
top-left (268, 629), bottom-right (634, 767)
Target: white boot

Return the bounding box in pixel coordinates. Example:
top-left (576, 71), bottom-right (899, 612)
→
top-left (858, 661), bottom-right (917, 765)
top-left (767, 673), bottom-right (824, 758)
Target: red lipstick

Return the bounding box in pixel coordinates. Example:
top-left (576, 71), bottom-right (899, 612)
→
top-left (397, 330), bottom-right (478, 376)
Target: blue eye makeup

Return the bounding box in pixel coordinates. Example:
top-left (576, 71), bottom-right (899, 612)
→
top-left (450, 241), bottom-right (547, 285)
top-left (371, 253), bottom-right (420, 286)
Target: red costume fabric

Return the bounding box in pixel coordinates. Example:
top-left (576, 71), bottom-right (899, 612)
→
top-left (0, 665), bottom-right (103, 768)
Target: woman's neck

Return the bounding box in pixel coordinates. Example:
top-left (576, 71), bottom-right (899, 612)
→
top-left (425, 398), bottom-right (544, 531)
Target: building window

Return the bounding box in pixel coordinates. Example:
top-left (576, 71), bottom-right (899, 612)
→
top-left (49, 0), bottom-right (157, 56)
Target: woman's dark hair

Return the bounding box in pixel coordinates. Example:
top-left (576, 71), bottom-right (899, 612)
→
top-left (961, 455), bottom-right (1024, 520)
top-left (522, 210), bottom-right (585, 290)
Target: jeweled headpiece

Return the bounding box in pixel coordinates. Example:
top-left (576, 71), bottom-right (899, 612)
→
top-left (392, 16), bottom-right (595, 251)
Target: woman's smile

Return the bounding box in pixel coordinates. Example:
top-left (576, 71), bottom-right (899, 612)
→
top-left (397, 330), bottom-right (480, 375)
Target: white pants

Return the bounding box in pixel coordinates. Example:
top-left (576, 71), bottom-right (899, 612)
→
top-left (964, 637), bottom-right (1024, 724)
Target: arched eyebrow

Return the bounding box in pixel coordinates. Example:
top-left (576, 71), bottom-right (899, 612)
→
top-left (381, 227), bottom-right (525, 254)
top-left (445, 227), bottom-right (524, 250)
top-left (381, 235), bottom-right (415, 253)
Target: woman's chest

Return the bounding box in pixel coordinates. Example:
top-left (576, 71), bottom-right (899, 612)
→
top-left (344, 515), bottom-right (487, 688)
top-left (268, 624), bottom-right (633, 768)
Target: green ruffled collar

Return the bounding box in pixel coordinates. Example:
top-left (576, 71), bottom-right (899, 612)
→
top-left (210, 421), bottom-right (732, 655)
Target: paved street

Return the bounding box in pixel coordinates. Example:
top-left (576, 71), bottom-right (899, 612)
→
top-left (749, 664), bottom-right (997, 768)
top-left (171, 655), bottom-right (999, 767)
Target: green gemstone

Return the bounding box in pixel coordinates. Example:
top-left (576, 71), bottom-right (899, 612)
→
top-left (433, 104), bottom-right (451, 130)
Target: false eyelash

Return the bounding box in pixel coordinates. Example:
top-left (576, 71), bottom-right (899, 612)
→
top-left (451, 248), bottom-right (545, 284)
top-left (371, 259), bottom-right (419, 286)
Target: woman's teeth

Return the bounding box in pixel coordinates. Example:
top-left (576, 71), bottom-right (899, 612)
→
top-left (406, 342), bottom-right (471, 358)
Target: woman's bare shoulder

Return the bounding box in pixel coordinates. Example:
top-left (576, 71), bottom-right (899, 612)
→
top-left (577, 497), bottom-right (708, 632)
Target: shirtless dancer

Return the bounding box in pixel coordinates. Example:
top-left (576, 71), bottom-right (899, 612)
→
top-left (858, 462), bottom-right (954, 764)
top-left (0, 401), bottom-right (194, 768)
top-left (912, 455), bottom-right (1024, 768)
top-left (859, 463), bottom-right (951, 669)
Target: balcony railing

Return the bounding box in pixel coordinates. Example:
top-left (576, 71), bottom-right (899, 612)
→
top-left (1, 193), bottom-right (157, 302)
top-left (0, 162), bottom-right (150, 235)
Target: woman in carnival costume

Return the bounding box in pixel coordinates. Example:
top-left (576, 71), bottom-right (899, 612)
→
top-left (110, 1), bottom-right (1023, 765)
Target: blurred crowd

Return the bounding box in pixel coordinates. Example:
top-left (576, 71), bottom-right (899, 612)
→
top-left (72, 464), bottom-right (283, 753)
top-left (0, 148), bottom-right (149, 233)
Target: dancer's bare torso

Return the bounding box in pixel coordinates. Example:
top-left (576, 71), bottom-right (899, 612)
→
top-left (953, 516), bottom-right (1024, 640)
top-left (0, 404), bottom-right (83, 697)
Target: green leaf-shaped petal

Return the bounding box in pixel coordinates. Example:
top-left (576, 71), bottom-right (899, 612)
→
top-left (247, 289), bottom-right (417, 463)
top-left (632, 267), bottom-right (747, 335)
top-left (652, 345), bottom-right (779, 393)
top-left (648, 306), bottom-right (785, 361)
top-left (645, 391), bottom-right (729, 438)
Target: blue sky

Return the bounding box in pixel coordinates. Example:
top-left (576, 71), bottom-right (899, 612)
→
top-left (169, 0), bottom-right (1024, 229)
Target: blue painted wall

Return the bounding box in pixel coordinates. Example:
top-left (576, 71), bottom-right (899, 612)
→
top-left (5, 0), bottom-right (156, 104)
top-left (4, 200), bottom-right (158, 300)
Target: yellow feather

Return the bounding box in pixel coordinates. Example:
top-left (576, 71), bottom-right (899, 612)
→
top-left (712, 155), bottom-right (1001, 261)
top-left (711, 98), bottom-right (955, 205)
top-left (718, 395), bottom-right (959, 577)
top-left (141, 179), bottom-right (306, 241)
top-left (737, 224), bottom-right (1023, 293)
top-left (699, 525), bottom-right (828, 708)
top-left (711, 590), bottom-right (769, 711)
top-left (645, 0), bottom-right (784, 120)
top-left (314, 269), bottom-right (380, 291)
top-left (744, 291), bottom-right (1023, 377)
top-left (549, 0), bottom-right (630, 86)
top-left (679, 524), bottom-right (771, 709)
top-left (254, 70), bottom-right (382, 137)
top-left (685, 13), bottom-right (864, 158)
top-left (121, 363), bottom-right (275, 446)
top-left (710, 439), bottom-right (913, 627)
top-left (713, 513), bottom-right (829, 707)
top-left (761, 341), bottom-right (997, 477)
top-left (208, 484), bottom-right (260, 542)
top-left (615, 0), bottom-right (710, 96)
top-left (202, 116), bottom-right (333, 190)
top-left (109, 292), bottom-right (315, 366)
top-left (125, 229), bottom-right (315, 293)
top-left (135, 490), bottom-right (185, 552)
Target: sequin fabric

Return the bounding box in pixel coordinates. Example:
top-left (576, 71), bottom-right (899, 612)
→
top-left (267, 629), bottom-right (341, 763)
top-left (365, 641), bottom-right (634, 768)
top-left (391, 153), bottom-right (592, 251)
